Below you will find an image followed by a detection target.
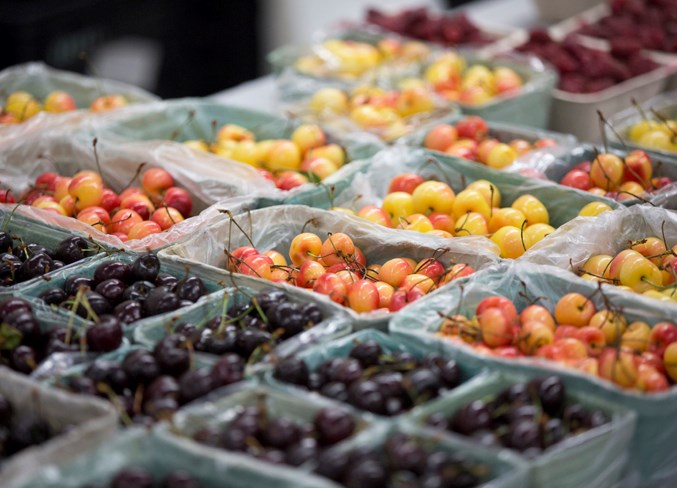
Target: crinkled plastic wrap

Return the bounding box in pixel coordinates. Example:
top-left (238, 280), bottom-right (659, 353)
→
top-left (263, 328), bottom-right (492, 421)
top-left (157, 383), bottom-right (368, 487)
top-left (0, 368), bottom-right (117, 488)
top-left (0, 208), bottom-right (107, 297)
top-left (508, 144), bottom-right (677, 207)
top-left (74, 98), bottom-right (384, 205)
top-left (133, 284), bottom-right (352, 371)
top-left (0, 123), bottom-right (262, 251)
top-left (409, 370), bottom-right (636, 488)
top-left (13, 427), bottom-right (339, 488)
top-left (0, 62), bottom-right (158, 149)
top-left (606, 90), bottom-right (677, 161)
top-left (291, 146), bottom-right (620, 234)
top-left (389, 261), bottom-right (677, 486)
top-left (158, 205), bottom-right (499, 329)
top-left (21, 252), bottom-right (226, 339)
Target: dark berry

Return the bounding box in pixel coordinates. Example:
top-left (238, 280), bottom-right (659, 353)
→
top-left (131, 254), bottom-right (160, 282)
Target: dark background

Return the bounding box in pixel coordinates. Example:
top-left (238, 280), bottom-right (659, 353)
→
top-left (0, 0), bottom-right (476, 98)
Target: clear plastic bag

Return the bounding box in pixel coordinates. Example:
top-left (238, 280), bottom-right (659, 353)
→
top-left (389, 260), bottom-right (677, 486)
top-left (158, 204), bottom-right (499, 329)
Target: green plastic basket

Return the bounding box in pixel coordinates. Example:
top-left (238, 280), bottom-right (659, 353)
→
top-left (389, 260), bottom-right (677, 486)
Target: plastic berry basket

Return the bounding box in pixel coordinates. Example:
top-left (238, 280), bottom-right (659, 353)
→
top-left (263, 329), bottom-right (492, 422)
top-left (409, 370), bottom-right (636, 488)
top-left (133, 282), bottom-right (352, 373)
top-left (157, 204), bottom-right (499, 331)
top-left (19, 252), bottom-right (227, 339)
top-left (389, 260), bottom-right (677, 485)
top-left (155, 383), bottom-right (373, 485)
top-left (0, 207), bottom-right (109, 298)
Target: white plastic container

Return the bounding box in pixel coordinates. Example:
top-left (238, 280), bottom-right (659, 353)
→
top-left (531, 0), bottom-right (605, 23)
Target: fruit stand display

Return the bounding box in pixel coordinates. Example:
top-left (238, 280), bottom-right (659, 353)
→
top-left (3, 1), bottom-right (677, 487)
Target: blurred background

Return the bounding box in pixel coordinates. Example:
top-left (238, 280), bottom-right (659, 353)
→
top-left (0, 0), bottom-right (493, 98)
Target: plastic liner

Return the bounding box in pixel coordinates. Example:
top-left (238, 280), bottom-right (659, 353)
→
top-left (0, 208), bottom-right (107, 297)
top-left (0, 368), bottom-right (118, 488)
top-left (606, 90), bottom-right (677, 161)
top-left (133, 284), bottom-right (352, 371)
top-left (158, 204), bottom-right (499, 330)
top-left (263, 328), bottom-right (492, 421)
top-left (409, 370), bottom-right (636, 488)
top-left (388, 260), bottom-right (677, 486)
top-left (12, 427), bottom-right (337, 488)
top-left (291, 146), bottom-right (620, 233)
top-left (20, 252), bottom-right (227, 339)
top-left (156, 383), bottom-right (369, 487)
top-left (74, 98), bottom-right (384, 204)
top-left (0, 124), bottom-right (259, 251)
top-left (509, 144), bottom-right (677, 207)
top-left (0, 62), bottom-right (158, 150)
top-left (522, 204), bottom-right (677, 299)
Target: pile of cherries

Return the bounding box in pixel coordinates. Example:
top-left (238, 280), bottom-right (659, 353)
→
top-left (174, 287), bottom-right (323, 361)
top-left (0, 392), bottom-right (61, 461)
top-left (0, 297), bottom-right (124, 375)
top-left (64, 344), bottom-right (244, 424)
top-left (0, 232), bottom-right (97, 287)
top-left (273, 340), bottom-right (463, 416)
top-left (426, 376), bottom-right (609, 458)
top-left (315, 432), bottom-right (490, 487)
top-left (193, 400), bottom-right (357, 468)
top-left (82, 468), bottom-right (201, 488)
top-left (37, 254), bottom-right (208, 328)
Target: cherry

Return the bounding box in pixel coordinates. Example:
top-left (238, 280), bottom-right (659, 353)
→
top-left (344, 458), bottom-right (387, 488)
top-left (302, 302), bottom-right (323, 324)
top-left (154, 334), bottom-right (190, 377)
top-left (273, 356), bottom-right (309, 387)
top-left (175, 275), bottom-right (206, 302)
top-left (211, 354), bottom-right (244, 386)
top-left (122, 349), bottom-right (160, 386)
top-left (320, 382), bottom-right (349, 402)
top-left (316, 449), bottom-right (351, 481)
top-left (314, 408), bottom-right (355, 445)
top-left (94, 278), bottom-right (127, 305)
top-left (38, 287), bottom-right (67, 306)
top-left (332, 357), bottom-right (363, 385)
top-left (506, 420), bottom-right (541, 452)
top-left (131, 253), bottom-right (160, 282)
top-left (20, 252), bottom-right (54, 279)
top-left (145, 375), bottom-right (180, 402)
top-left (0, 297), bottom-right (32, 319)
top-left (285, 437), bottom-right (319, 466)
top-left (77, 291), bottom-right (111, 318)
top-left (451, 400), bottom-right (492, 435)
top-left (178, 368), bottom-right (215, 404)
top-left (85, 360), bottom-right (128, 394)
top-left (348, 379), bottom-right (385, 414)
top-left (114, 300), bottom-right (143, 324)
top-left (67, 376), bottom-right (98, 395)
top-left (0, 232), bottom-right (12, 252)
top-left (63, 276), bottom-right (94, 296)
top-left (143, 286), bottom-right (179, 316)
top-left (349, 340), bottom-right (382, 367)
top-left (86, 315), bottom-right (122, 352)
top-left (538, 376), bottom-right (565, 415)
top-left (155, 272), bottom-right (178, 290)
top-left (111, 467), bottom-right (153, 488)
top-left (236, 328), bottom-right (271, 357)
top-left (122, 280), bottom-right (155, 303)
top-left (10, 345), bottom-right (38, 374)
top-left (94, 261), bottom-right (131, 284)
top-left (263, 418), bottom-right (302, 449)
top-left (255, 288), bottom-right (287, 312)
top-left (5, 309), bottom-right (42, 346)
top-left (54, 236), bottom-right (91, 264)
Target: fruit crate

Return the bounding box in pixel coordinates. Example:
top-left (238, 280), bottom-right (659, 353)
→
top-left (158, 205), bottom-right (499, 330)
top-left (20, 252), bottom-right (226, 340)
top-left (605, 90), bottom-right (677, 162)
top-left (0, 120), bottom-right (260, 252)
top-left (155, 383), bottom-right (374, 487)
top-left (290, 146), bottom-right (621, 258)
top-left (264, 328), bottom-right (491, 420)
top-left (482, 27), bottom-right (676, 142)
top-left (522, 204), bottom-right (677, 300)
top-left (0, 367), bottom-right (117, 488)
top-left (0, 62), bottom-right (159, 149)
top-left (76, 98), bottom-right (384, 207)
top-left (388, 260), bottom-right (677, 485)
top-left (0, 207), bottom-right (109, 297)
top-left (409, 370), bottom-right (636, 488)
top-left (133, 281), bottom-right (352, 371)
